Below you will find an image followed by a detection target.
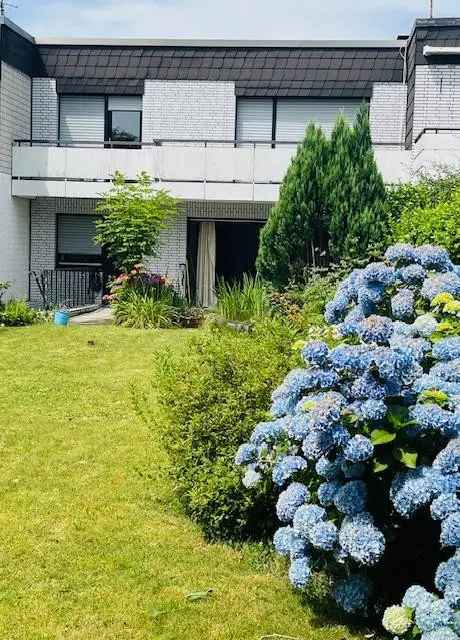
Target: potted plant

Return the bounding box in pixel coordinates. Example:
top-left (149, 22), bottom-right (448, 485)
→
top-left (54, 302), bottom-right (71, 327)
top-left (180, 306), bottom-right (204, 329)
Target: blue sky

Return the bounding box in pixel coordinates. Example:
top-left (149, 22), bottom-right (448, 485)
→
top-left (8, 0), bottom-right (460, 39)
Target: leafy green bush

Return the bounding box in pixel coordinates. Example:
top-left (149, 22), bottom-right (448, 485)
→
top-left (392, 186), bottom-right (460, 262)
top-left (216, 274), bottom-right (270, 323)
top-left (138, 319), bottom-right (299, 541)
top-left (0, 299), bottom-right (42, 327)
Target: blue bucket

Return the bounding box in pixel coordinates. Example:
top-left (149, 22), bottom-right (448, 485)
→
top-left (54, 310), bottom-right (71, 327)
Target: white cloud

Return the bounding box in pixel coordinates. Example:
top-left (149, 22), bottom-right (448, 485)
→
top-left (12, 0), bottom-right (460, 40)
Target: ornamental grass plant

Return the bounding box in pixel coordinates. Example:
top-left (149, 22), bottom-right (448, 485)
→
top-left (216, 274), bottom-right (271, 323)
top-left (236, 243), bottom-right (460, 639)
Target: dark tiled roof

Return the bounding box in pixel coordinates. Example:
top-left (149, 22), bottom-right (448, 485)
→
top-left (411, 18), bottom-right (460, 65)
top-left (37, 44), bottom-right (404, 97)
top-left (0, 24), bottom-right (45, 76)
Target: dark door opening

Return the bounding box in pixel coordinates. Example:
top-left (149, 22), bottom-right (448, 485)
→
top-left (186, 220), bottom-right (264, 303)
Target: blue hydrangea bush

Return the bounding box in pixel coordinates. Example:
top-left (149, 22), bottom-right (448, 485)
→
top-left (235, 244), bottom-right (460, 638)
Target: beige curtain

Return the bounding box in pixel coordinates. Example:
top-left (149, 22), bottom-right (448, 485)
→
top-left (196, 221), bottom-right (217, 308)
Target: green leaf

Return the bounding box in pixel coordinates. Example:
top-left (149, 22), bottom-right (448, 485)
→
top-left (420, 389), bottom-right (448, 406)
top-left (371, 429), bottom-right (396, 445)
top-left (386, 406), bottom-right (410, 430)
top-left (394, 448), bottom-right (418, 469)
top-left (372, 460), bottom-right (389, 474)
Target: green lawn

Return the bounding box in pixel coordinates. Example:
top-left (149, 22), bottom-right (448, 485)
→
top-left (0, 325), bottom-right (366, 640)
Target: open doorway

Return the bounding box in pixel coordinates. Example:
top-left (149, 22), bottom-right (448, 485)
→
top-left (186, 219), bottom-right (264, 305)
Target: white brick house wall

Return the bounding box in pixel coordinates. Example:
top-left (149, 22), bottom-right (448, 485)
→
top-left (0, 62), bottom-right (31, 298)
top-left (370, 83), bottom-right (407, 146)
top-left (412, 65), bottom-right (460, 143)
top-left (143, 80), bottom-right (236, 141)
top-left (32, 78), bottom-right (58, 140)
top-left (144, 211), bottom-right (187, 283)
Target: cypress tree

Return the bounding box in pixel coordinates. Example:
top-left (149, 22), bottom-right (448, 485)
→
top-left (327, 104), bottom-right (387, 261)
top-left (256, 123), bottom-right (330, 288)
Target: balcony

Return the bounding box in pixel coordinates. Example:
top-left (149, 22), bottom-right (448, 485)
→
top-left (10, 138), bottom-right (434, 201)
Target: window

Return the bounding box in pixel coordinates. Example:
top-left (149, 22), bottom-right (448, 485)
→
top-left (236, 97), bottom-right (364, 144)
top-left (107, 96), bottom-right (142, 147)
top-left (58, 95), bottom-right (142, 145)
top-left (57, 215), bottom-right (102, 267)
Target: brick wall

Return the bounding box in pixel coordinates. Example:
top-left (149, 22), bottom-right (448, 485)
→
top-left (370, 83), bottom-right (407, 146)
top-left (143, 81), bottom-right (236, 141)
top-left (0, 61), bottom-right (31, 173)
top-left (32, 78), bottom-right (58, 140)
top-left (412, 65), bottom-right (460, 143)
top-left (0, 62), bottom-right (31, 298)
top-left (144, 211), bottom-right (187, 283)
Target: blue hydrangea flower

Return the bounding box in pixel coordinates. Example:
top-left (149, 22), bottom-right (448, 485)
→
top-left (235, 442), bottom-right (259, 466)
top-left (414, 374), bottom-right (460, 397)
top-left (360, 399), bottom-right (387, 421)
top-left (331, 424), bottom-right (351, 447)
top-left (390, 336), bottom-right (431, 362)
top-left (273, 526), bottom-right (295, 556)
top-left (385, 243), bottom-right (417, 266)
top-left (431, 494), bottom-right (460, 521)
top-left (351, 373), bottom-right (386, 401)
top-left (344, 435), bottom-right (374, 463)
top-left (391, 467), bottom-right (438, 518)
top-left (333, 574), bottom-right (373, 613)
top-left (403, 585), bottom-right (438, 610)
top-left (328, 345), bottom-right (372, 374)
top-left (358, 315), bottom-right (394, 345)
top-left (433, 439), bottom-right (460, 475)
top-left (410, 404), bottom-right (459, 437)
top-left (440, 513), bottom-right (460, 548)
top-left (433, 338), bottom-right (460, 363)
top-left (334, 480), bottom-right (367, 516)
top-left (309, 520), bottom-right (338, 550)
top-left (415, 599), bottom-right (453, 632)
top-left (339, 306), bottom-right (365, 337)
top-left (288, 556), bottom-right (311, 589)
top-left (444, 583), bottom-right (460, 608)
top-left (420, 628), bottom-right (460, 640)
top-left (399, 263), bottom-right (426, 284)
top-left (431, 359), bottom-right (460, 383)
top-left (307, 392), bottom-right (347, 431)
top-left (301, 341), bottom-right (329, 367)
top-left (315, 456), bottom-right (343, 480)
top-left (272, 455), bottom-right (308, 486)
top-left (435, 555), bottom-right (460, 592)
top-left (242, 468), bottom-right (262, 488)
top-left (276, 482), bottom-right (310, 522)
top-left (318, 480), bottom-right (342, 506)
top-left (250, 417), bottom-right (288, 445)
top-left (421, 273), bottom-right (460, 301)
top-left (360, 262), bottom-right (396, 286)
top-left (391, 289), bottom-right (415, 320)
top-left (293, 504), bottom-right (326, 538)
top-left (415, 244), bottom-right (453, 271)
top-left (302, 430), bottom-right (334, 461)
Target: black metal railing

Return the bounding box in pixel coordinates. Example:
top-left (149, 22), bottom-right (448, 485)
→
top-left (30, 269), bottom-right (103, 310)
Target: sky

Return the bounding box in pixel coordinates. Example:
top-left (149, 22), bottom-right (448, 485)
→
top-left (6, 0), bottom-right (460, 40)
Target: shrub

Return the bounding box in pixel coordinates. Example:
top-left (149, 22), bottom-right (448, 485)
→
top-left (216, 274), bottom-right (270, 323)
top-left (95, 171), bottom-right (178, 273)
top-left (236, 243), bottom-right (460, 636)
top-left (138, 319), bottom-right (299, 541)
top-left (392, 187), bottom-right (460, 263)
top-left (107, 264), bottom-right (185, 329)
top-left (0, 299), bottom-right (42, 327)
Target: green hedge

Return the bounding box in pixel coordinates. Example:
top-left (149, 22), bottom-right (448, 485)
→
top-left (144, 320), bottom-right (299, 541)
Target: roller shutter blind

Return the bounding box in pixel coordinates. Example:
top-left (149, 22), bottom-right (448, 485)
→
top-left (276, 99), bottom-right (363, 141)
top-left (236, 99), bottom-right (273, 142)
top-left (58, 216), bottom-right (102, 256)
top-left (59, 96), bottom-right (105, 142)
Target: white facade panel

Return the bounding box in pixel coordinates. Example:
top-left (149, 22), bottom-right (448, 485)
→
top-left (59, 96), bottom-right (105, 142)
top-left (276, 98), bottom-right (362, 141)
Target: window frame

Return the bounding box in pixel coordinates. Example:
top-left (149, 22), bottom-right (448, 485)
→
top-left (107, 107), bottom-right (143, 148)
top-left (56, 214), bottom-right (103, 269)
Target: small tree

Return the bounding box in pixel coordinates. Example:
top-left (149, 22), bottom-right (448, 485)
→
top-left (256, 124), bottom-right (330, 288)
top-left (326, 105), bottom-right (387, 260)
top-left (95, 171), bottom-right (178, 273)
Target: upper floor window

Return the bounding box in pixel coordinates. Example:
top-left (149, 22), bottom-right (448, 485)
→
top-left (236, 98), bottom-right (364, 145)
top-left (59, 95), bottom-right (142, 145)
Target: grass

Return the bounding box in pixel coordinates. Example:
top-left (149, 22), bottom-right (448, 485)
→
top-left (0, 325), bottom-right (367, 640)
top-left (216, 274), bottom-right (270, 322)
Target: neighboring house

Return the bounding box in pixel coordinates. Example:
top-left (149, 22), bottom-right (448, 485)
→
top-left (1, 16), bottom-right (460, 306)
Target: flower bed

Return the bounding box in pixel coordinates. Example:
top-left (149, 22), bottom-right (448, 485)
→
top-left (236, 244), bottom-right (460, 638)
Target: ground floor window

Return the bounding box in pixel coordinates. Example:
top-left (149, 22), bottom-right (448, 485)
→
top-left (57, 215), bottom-right (102, 268)
top-left (186, 219), bottom-right (264, 306)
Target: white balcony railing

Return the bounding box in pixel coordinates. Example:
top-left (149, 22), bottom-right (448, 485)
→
top-left (12, 136), bottom-right (456, 201)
